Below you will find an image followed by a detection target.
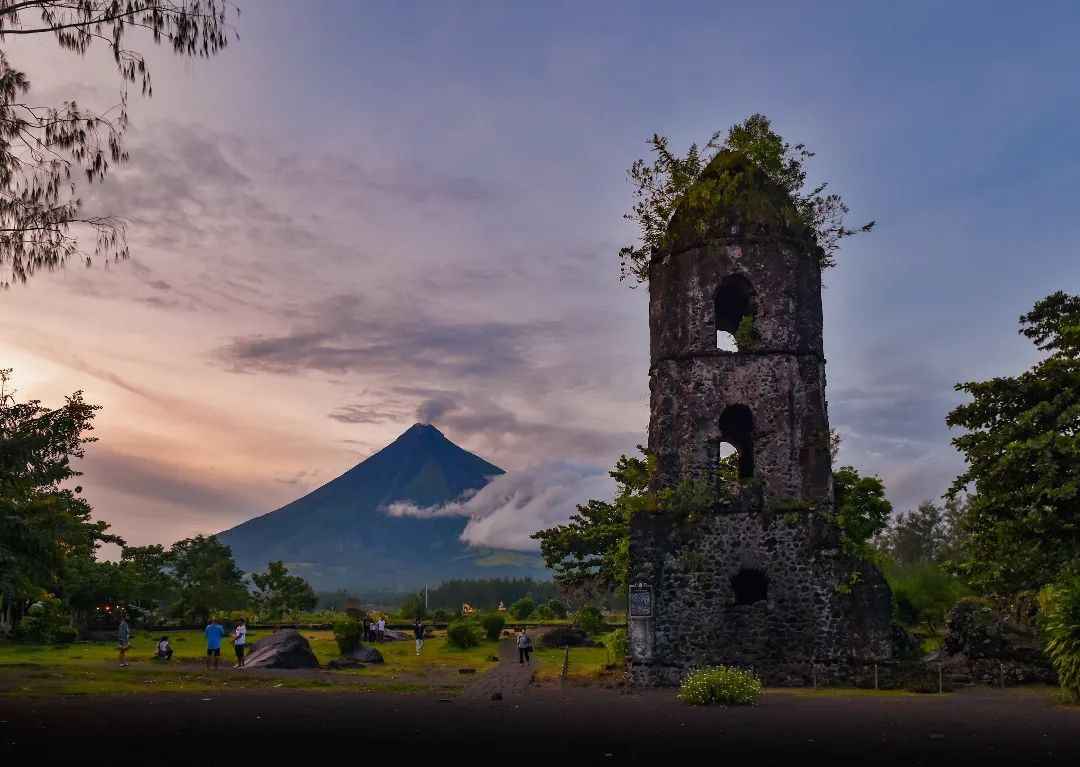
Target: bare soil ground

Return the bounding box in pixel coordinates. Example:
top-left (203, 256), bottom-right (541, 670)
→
top-left (1, 683), bottom-right (1077, 763)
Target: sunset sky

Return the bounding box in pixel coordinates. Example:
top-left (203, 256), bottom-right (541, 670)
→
top-left (2, 1), bottom-right (1077, 553)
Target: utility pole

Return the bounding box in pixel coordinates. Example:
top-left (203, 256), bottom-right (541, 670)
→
top-left (425, 584), bottom-right (428, 612)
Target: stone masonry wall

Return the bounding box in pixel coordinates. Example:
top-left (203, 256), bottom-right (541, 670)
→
top-left (629, 156), bottom-right (893, 686)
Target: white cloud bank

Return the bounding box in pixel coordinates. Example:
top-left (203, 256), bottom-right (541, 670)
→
top-left (383, 462), bottom-right (615, 552)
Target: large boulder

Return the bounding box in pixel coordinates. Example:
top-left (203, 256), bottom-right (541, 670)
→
top-left (244, 629), bottom-right (320, 669)
top-left (325, 645), bottom-right (384, 670)
top-left (941, 598), bottom-right (1055, 684)
top-left (350, 645), bottom-right (385, 664)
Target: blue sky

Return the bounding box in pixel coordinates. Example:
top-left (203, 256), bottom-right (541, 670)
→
top-left (2, 1), bottom-right (1077, 548)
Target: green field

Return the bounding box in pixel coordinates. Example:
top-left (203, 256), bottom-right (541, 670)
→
top-left (532, 644), bottom-right (615, 683)
top-left (0, 629), bottom-right (502, 697)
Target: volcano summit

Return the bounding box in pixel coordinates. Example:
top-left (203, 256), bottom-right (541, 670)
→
top-left (217, 424), bottom-right (547, 591)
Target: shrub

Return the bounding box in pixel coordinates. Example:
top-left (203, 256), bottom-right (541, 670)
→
top-left (1039, 575), bottom-right (1080, 703)
top-left (333, 619), bottom-right (363, 655)
top-left (944, 597), bottom-right (1008, 658)
top-left (678, 665), bottom-right (762, 706)
top-left (540, 626), bottom-right (592, 648)
top-left (480, 613), bottom-right (506, 641)
top-left (14, 596), bottom-right (76, 645)
top-left (887, 562), bottom-right (969, 634)
top-left (573, 605), bottom-right (605, 636)
top-left (603, 628), bottom-right (629, 664)
top-left (543, 599), bottom-right (567, 619)
top-left (509, 597), bottom-right (535, 620)
top-left (432, 609), bottom-right (451, 623)
top-left (447, 620), bottom-right (481, 649)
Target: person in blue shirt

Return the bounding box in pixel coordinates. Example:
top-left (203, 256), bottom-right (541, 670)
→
top-left (204, 617), bottom-right (226, 670)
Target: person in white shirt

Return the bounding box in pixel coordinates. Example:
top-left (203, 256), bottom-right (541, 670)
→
top-left (377, 617), bottom-right (386, 642)
top-left (232, 617), bottom-right (248, 668)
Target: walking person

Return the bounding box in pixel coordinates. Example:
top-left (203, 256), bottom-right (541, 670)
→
top-left (516, 627), bottom-right (532, 665)
top-left (232, 617), bottom-right (248, 669)
top-left (118, 614), bottom-right (131, 668)
top-left (414, 617), bottom-right (425, 656)
top-left (204, 616), bottom-right (225, 670)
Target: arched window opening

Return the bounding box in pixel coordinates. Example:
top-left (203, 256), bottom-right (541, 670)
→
top-left (731, 568), bottom-right (768, 605)
top-left (715, 274), bottom-right (755, 350)
top-left (716, 441), bottom-right (740, 483)
top-left (718, 404), bottom-right (754, 479)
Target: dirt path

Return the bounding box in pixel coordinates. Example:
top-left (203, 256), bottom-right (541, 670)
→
top-left (459, 631), bottom-right (539, 702)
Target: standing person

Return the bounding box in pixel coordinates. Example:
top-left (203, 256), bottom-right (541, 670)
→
top-left (413, 617), bottom-right (425, 656)
top-left (361, 616), bottom-right (369, 643)
top-left (516, 627), bottom-right (532, 665)
top-left (204, 616), bottom-right (225, 670)
top-left (117, 614), bottom-right (131, 668)
top-left (232, 617), bottom-right (248, 669)
top-left (377, 616), bottom-right (386, 643)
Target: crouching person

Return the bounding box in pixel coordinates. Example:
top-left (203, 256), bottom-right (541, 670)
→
top-left (155, 636), bottom-right (173, 661)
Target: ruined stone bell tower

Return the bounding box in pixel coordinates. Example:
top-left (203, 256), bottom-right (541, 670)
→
top-left (628, 150), bottom-right (892, 686)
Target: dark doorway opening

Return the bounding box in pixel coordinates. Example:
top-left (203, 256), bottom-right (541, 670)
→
top-left (731, 568), bottom-right (768, 605)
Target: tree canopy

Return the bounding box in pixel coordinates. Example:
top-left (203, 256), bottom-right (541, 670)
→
top-left (167, 534), bottom-right (248, 624)
top-left (0, 368), bottom-right (119, 614)
top-left (531, 453), bottom-right (649, 592)
top-left (0, 1), bottom-right (237, 286)
top-left (250, 560), bottom-right (317, 620)
top-left (946, 290), bottom-right (1080, 594)
top-left (618, 113), bottom-right (874, 283)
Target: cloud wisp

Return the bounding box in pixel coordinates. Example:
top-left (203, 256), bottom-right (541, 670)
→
top-left (382, 463), bottom-right (615, 552)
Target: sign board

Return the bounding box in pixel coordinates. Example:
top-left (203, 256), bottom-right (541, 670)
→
top-left (629, 583), bottom-right (652, 618)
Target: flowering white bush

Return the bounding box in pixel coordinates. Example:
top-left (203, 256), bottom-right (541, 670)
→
top-left (678, 665), bottom-right (762, 706)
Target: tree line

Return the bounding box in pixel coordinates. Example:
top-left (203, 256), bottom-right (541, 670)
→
top-left (0, 367), bottom-right (316, 638)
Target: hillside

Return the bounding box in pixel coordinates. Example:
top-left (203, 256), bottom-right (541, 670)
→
top-left (217, 424), bottom-right (548, 591)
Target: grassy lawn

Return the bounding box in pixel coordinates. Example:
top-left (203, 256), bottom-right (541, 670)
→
top-left (0, 629), bottom-right (501, 697)
top-left (531, 644), bottom-right (613, 683)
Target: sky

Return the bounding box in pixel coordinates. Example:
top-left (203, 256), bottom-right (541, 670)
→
top-left (2, 1), bottom-right (1078, 553)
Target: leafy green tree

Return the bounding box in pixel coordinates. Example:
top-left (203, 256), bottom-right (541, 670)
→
top-left (887, 562), bottom-right (970, 635)
top-left (57, 555), bottom-right (122, 631)
top-left (573, 605), bottom-right (605, 636)
top-left (832, 465), bottom-right (892, 559)
top-left (480, 612), bottom-right (505, 641)
top-left (117, 544), bottom-right (177, 608)
top-left (618, 113), bottom-right (873, 283)
top-left (509, 596), bottom-right (535, 620)
top-left (532, 453), bottom-right (652, 591)
top-left (250, 560), bottom-right (317, 620)
top-left (946, 291), bottom-right (1080, 594)
top-left (397, 590), bottom-right (427, 621)
top-left (0, 369), bottom-right (120, 627)
top-left (0, 1), bottom-right (237, 286)
top-left (877, 501), bottom-right (947, 566)
top-left (541, 599), bottom-right (567, 619)
top-left (167, 534), bottom-right (248, 625)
